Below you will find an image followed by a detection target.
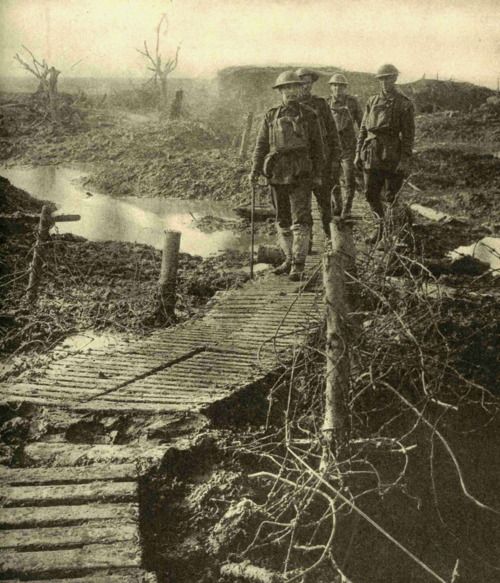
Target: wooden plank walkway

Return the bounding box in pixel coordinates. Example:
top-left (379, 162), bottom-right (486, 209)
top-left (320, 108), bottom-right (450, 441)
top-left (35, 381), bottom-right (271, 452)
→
top-left (0, 217), bottom-right (331, 415)
top-left (0, 464), bottom-right (156, 582)
top-left (0, 200), bottom-right (373, 581)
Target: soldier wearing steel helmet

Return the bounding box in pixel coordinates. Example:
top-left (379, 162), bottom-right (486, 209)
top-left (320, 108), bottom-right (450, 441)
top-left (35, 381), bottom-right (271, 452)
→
top-left (296, 67), bottom-right (342, 237)
top-left (327, 73), bottom-right (363, 216)
top-left (355, 64), bottom-right (415, 242)
top-left (249, 70), bottom-right (325, 281)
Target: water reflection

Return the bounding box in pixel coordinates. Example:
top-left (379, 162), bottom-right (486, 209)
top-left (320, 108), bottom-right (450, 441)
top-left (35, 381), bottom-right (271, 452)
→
top-left (1, 166), bottom-right (272, 257)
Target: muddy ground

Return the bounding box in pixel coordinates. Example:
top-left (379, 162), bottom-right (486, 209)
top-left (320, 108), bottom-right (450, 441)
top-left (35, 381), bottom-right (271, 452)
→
top-left (0, 177), bottom-right (250, 367)
top-left (1, 90), bottom-right (499, 583)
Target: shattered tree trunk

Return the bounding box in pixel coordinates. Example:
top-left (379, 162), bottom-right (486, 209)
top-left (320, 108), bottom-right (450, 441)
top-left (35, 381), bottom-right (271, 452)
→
top-left (322, 219), bottom-right (355, 452)
top-left (156, 230), bottom-right (181, 321)
top-left (26, 205), bottom-right (52, 304)
top-left (239, 112), bottom-right (254, 160)
top-left (159, 75), bottom-right (168, 114)
top-left (47, 67), bottom-right (60, 124)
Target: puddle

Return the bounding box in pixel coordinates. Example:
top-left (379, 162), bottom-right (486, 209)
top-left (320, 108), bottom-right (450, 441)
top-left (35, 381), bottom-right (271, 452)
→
top-left (1, 166), bottom-right (274, 257)
top-left (55, 331), bottom-right (128, 353)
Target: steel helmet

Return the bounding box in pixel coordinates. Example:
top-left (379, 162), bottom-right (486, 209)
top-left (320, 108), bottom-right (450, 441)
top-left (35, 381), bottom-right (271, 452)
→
top-left (375, 64), bottom-right (399, 78)
top-left (328, 73), bottom-right (348, 85)
top-left (272, 70), bottom-right (304, 89)
top-left (295, 67), bottom-right (320, 82)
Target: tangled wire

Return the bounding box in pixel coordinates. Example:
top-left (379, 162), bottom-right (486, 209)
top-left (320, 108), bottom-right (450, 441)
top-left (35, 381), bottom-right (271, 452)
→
top-left (225, 211), bottom-right (499, 583)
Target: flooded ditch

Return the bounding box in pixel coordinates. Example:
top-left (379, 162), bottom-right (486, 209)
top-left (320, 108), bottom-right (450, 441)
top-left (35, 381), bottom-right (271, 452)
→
top-left (0, 165), bottom-right (273, 257)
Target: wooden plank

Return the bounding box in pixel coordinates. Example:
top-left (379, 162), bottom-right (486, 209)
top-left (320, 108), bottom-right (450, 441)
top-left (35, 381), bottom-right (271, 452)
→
top-left (0, 464), bottom-right (137, 486)
top-left (93, 393), bottom-right (225, 405)
top-left (141, 369), bottom-right (245, 381)
top-left (48, 360), bottom-right (155, 373)
top-left (22, 443), bottom-right (170, 468)
top-left (43, 373), bottom-right (127, 385)
top-left (107, 386), bottom-right (230, 399)
top-left (0, 504), bottom-right (138, 529)
top-left (2, 570), bottom-right (156, 583)
top-left (76, 402), bottom-right (191, 413)
top-left (58, 356), bottom-right (166, 368)
top-left (0, 384), bottom-right (100, 398)
top-left (0, 481), bottom-right (137, 507)
top-left (122, 381), bottom-right (233, 394)
top-left (0, 541), bottom-right (141, 578)
top-left (0, 395), bottom-right (78, 407)
top-left (0, 522), bottom-right (138, 550)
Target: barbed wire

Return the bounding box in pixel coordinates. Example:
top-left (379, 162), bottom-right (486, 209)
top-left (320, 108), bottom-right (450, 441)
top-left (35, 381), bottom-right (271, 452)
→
top-left (223, 211), bottom-right (499, 582)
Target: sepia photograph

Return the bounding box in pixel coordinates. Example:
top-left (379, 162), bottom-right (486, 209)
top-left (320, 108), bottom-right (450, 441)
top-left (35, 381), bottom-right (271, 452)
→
top-left (0, 0), bottom-right (499, 581)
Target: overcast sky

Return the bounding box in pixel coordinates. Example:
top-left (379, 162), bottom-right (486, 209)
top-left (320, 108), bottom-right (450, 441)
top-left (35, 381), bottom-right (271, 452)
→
top-left (1, 0), bottom-right (499, 88)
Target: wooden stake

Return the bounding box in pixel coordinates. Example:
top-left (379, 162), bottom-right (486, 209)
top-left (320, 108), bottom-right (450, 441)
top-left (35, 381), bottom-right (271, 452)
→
top-left (322, 220), bottom-right (353, 453)
top-left (156, 230), bottom-right (181, 321)
top-left (26, 205), bottom-right (52, 304)
top-left (239, 111), bottom-right (254, 160)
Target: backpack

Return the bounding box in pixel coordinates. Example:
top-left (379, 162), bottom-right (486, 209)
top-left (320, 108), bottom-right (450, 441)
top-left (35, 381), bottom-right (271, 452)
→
top-left (269, 106), bottom-right (310, 153)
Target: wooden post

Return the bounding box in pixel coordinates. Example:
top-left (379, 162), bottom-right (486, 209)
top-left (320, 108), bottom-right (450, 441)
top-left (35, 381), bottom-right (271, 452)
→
top-left (26, 205), bottom-right (52, 304)
top-left (332, 216), bottom-right (358, 309)
top-left (322, 220), bottom-right (352, 454)
top-left (239, 112), bottom-right (254, 160)
top-left (156, 230), bottom-right (181, 321)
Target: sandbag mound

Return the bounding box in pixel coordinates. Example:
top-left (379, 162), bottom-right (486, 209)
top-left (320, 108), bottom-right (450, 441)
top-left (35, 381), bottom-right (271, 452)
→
top-left (217, 65), bottom-right (379, 109)
top-left (401, 78), bottom-right (495, 112)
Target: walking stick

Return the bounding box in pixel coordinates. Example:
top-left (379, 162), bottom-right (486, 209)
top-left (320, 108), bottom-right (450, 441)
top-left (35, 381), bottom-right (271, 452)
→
top-left (250, 183), bottom-right (256, 279)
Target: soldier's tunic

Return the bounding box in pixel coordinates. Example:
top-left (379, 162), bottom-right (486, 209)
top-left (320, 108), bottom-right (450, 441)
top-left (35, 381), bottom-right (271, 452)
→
top-left (252, 102), bottom-right (324, 231)
top-left (357, 89), bottom-right (415, 218)
top-left (299, 94), bottom-right (342, 234)
top-left (328, 94), bottom-right (362, 212)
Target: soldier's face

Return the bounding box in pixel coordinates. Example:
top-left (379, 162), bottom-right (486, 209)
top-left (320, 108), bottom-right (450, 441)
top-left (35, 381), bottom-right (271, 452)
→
top-left (299, 77), bottom-right (313, 96)
top-left (380, 74), bottom-right (398, 92)
top-left (280, 84), bottom-right (301, 104)
top-left (331, 84), bottom-right (347, 98)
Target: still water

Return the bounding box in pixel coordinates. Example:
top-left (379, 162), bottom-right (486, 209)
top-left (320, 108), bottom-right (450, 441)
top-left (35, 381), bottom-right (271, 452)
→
top-left (1, 166), bottom-right (271, 257)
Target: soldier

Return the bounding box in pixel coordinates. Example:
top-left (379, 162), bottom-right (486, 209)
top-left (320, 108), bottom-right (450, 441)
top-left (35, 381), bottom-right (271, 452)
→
top-left (249, 71), bottom-right (324, 281)
top-left (328, 73), bottom-right (363, 216)
top-left (354, 64), bottom-right (415, 242)
top-left (296, 67), bottom-right (343, 236)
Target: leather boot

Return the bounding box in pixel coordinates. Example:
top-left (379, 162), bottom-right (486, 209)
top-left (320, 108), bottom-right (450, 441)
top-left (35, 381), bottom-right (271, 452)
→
top-left (289, 225), bottom-right (310, 281)
top-left (273, 227), bottom-right (293, 275)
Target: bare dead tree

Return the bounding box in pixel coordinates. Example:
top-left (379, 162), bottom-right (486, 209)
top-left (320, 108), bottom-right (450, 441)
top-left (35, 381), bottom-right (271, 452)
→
top-left (14, 46), bottom-right (60, 124)
top-left (137, 13), bottom-right (181, 113)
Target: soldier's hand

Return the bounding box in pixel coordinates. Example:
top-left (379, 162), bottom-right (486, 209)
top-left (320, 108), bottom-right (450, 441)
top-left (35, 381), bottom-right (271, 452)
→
top-left (313, 176), bottom-right (323, 187)
top-left (248, 171), bottom-right (259, 186)
top-left (354, 154), bottom-right (363, 171)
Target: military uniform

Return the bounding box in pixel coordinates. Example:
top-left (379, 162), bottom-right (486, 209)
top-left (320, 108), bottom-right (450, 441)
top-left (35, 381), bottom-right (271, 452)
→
top-left (328, 94), bottom-right (362, 213)
top-left (357, 89), bottom-right (415, 219)
top-left (252, 101), bottom-right (324, 270)
top-left (300, 94), bottom-right (342, 235)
